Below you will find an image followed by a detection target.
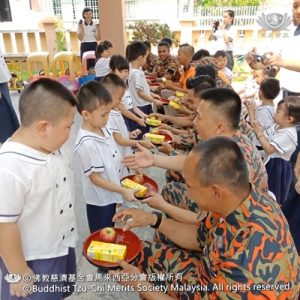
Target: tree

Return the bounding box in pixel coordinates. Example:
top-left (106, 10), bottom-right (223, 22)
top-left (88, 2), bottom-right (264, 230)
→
top-left (127, 21), bottom-right (180, 46)
top-left (196, 0), bottom-right (261, 6)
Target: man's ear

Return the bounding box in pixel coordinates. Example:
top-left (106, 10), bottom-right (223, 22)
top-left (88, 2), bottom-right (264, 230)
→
top-left (211, 184), bottom-right (223, 203)
top-left (36, 120), bottom-right (49, 136)
top-left (216, 122), bottom-right (226, 135)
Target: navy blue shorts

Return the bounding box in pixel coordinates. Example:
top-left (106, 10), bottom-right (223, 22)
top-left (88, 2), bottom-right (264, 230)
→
top-left (0, 248), bottom-right (76, 300)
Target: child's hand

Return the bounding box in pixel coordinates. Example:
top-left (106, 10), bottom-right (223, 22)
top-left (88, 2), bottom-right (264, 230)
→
top-left (244, 99), bottom-right (256, 113)
top-left (10, 265), bottom-right (34, 297)
top-left (153, 99), bottom-right (163, 107)
top-left (121, 188), bottom-right (137, 202)
top-left (251, 120), bottom-right (264, 136)
top-left (139, 139), bottom-right (155, 149)
top-left (129, 129), bottom-right (141, 139)
top-left (137, 118), bottom-right (146, 127)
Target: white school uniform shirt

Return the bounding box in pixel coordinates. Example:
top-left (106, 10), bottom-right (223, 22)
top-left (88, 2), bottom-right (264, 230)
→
top-left (74, 127), bottom-right (124, 206)
top-left (107, 109), bottom-right (133, 177)
top-left (264, 124), bottom-right (297, 162)
top-left (256, 105), bottom-right (275, 131)
top-left (121, 89), bottom-right (133, 110)
top-left (212, 25), bottom-right (236, 52)
top-left (128, 67), bottom-right (151, 107)
top-left (95, 57), bottom-right (110, 77)
top-left (221, 66), bottom-right (233, 82)
top-left (0, 48), bottom-right (11, 83)
top-left (77, 21), bottom-right (98, 43)
top-left (0, 141), bottom-right (77, 261)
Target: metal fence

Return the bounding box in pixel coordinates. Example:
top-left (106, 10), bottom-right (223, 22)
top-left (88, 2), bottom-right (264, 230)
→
top-left (194, 6), bottom-right (260, 27)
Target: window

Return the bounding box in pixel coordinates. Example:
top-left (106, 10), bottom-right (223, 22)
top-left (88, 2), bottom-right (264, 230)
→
top-left (0, 0), bottom-right (12, 22)
top-left (52, 0), bottom-right (62, 19)
top-left (84, 0), bottom-right (99, 19)
top-left (52, 0), bottom-right (99, 20)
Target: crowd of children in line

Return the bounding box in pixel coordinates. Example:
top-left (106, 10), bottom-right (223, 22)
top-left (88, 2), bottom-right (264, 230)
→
top-left (1, 30), bottom-right (300, 299)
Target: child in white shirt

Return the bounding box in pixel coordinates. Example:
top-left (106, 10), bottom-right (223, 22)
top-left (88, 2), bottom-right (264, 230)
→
top-left (253, 96), bottom-right (300, 204)
top-left (74, 81), bottom-right (136, 233)
top-left (95, 41), bottom-right (111, 81)
top-left (244, 78), bottom-right (280, 160)
top-left (0, 78), bottom-right (78, 299)
top-left (109, 54), bottom-right (147, 131)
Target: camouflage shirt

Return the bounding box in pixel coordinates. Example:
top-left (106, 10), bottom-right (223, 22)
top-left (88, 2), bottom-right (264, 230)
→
top-left (154, 55), bottom-right (181, 82)
top-left (196, 186), bottom-right (300, 299)
top-left (232, 130), bottom-right (268, 194)
top-left (143, 53), bottom-right (158, 74)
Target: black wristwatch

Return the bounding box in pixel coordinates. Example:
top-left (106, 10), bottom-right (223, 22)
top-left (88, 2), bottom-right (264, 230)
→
top-left (150, 211), bottom-right (163, 229)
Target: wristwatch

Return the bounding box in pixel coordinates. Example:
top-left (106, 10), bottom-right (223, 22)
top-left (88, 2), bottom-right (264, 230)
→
top-left (150, 211), bottom-right (163, 229)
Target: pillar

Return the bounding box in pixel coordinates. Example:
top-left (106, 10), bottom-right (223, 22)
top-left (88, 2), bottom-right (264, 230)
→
top-left (98, 0), bottom-right (127, 55)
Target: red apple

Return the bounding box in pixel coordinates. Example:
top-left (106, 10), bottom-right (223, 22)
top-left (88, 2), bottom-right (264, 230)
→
top-left (132, 174), bottom-right (145, 184)
top-left (99, 227), bottom-right (117, 243)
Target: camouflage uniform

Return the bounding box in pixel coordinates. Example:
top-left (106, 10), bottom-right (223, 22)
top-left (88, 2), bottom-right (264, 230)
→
top-left (138, 187), bottom-right (300, 299)
top-left (143, 53), bottom-right (158, 74)
top-left (162, 130), bottom-right (269, 213)
top-left (154, 55), bottom-right (181, 82)
top-left (164, 128), bottom-right (200, 188)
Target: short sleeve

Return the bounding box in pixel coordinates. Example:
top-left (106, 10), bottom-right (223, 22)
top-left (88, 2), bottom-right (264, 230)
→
top-left (135, 72), bottom-right (145, 91)
top-left (107, 115), bottom-right (120, 134)
top-left (76, 142), bottom-right (104, 176)
top-left (0, 170), bottom-right (25, 222)
top-left (270, 131), bottom-right (296, 155)
top-left (255, 107), bottom-right (274, 130)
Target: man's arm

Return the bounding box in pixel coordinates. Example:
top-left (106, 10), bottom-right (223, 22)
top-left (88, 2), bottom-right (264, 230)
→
top-left (113, 208), bottom-right (200, 251)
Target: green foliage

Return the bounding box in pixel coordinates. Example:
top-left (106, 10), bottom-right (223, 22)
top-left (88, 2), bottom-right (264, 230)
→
top-left (196, 0), bottom-right (260, 6)
top-left (127, 21), bottom-right (180, 46)
top-left (55, 18), bottom-right (68, 51)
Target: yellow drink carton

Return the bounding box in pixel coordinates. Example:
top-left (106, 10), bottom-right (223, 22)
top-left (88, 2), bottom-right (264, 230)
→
top-left (87, 241), bottom-right (127, 263)
top-left (121, 178), bottom-right (148, 197)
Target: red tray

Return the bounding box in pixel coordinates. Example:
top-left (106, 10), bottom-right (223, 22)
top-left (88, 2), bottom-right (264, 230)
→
top-left (149, 83), bottom-right (160, 87)
top-left (161, 98), bottom-right (170, 105)
top-left (82, 228), bottom-right (142, 270)
top-left (146, 75), bottom-right (157, 82)
top-left (121, 174), bottom-right (159, 200)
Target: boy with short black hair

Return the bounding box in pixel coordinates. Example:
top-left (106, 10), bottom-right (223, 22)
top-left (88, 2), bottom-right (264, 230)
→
top-left (75, 81), bottom-right (136, 233)
top-left (128, 41), bottom-right (162, 124)
top-left (109, 54), bottom-right (147, 131)
top-left (0, 78), bottom-right (78, 300)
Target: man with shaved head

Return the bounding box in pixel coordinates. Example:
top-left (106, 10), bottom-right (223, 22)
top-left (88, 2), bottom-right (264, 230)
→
top-left (163, 43), bottom-right (195, 93)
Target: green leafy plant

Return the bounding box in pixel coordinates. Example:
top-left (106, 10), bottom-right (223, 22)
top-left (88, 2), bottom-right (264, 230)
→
top-left (196, 0), bottom-right (261, 6)
top-left (55, 18), bottom-right (68, 51)
top-left (127, 21), bottom-right (180, 46)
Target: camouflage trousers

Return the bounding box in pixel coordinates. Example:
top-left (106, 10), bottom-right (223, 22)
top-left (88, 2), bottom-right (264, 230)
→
top-left (138, 240), bottom-right (202, 300)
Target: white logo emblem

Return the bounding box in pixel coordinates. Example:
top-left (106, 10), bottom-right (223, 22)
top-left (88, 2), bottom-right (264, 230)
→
top-left (4, 274), bottom-right (22, 283)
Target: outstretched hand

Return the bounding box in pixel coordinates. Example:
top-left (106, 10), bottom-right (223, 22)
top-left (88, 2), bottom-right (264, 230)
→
top-left (122, 143), bottom-right (154, 169)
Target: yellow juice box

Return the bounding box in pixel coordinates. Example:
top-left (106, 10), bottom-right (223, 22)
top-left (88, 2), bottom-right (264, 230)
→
top-left (145, 133), bottom-right (165, 144)
top-left (169, 100), bottom-right (181, 109)
top-left (146, 118), bottom-right (161, 126)
top-left (175, 91), bottom-right (185, 97)
top-left (87, 241), bottom-right (127, 263)
top-left (121, 178), bottom-right (148, 197)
